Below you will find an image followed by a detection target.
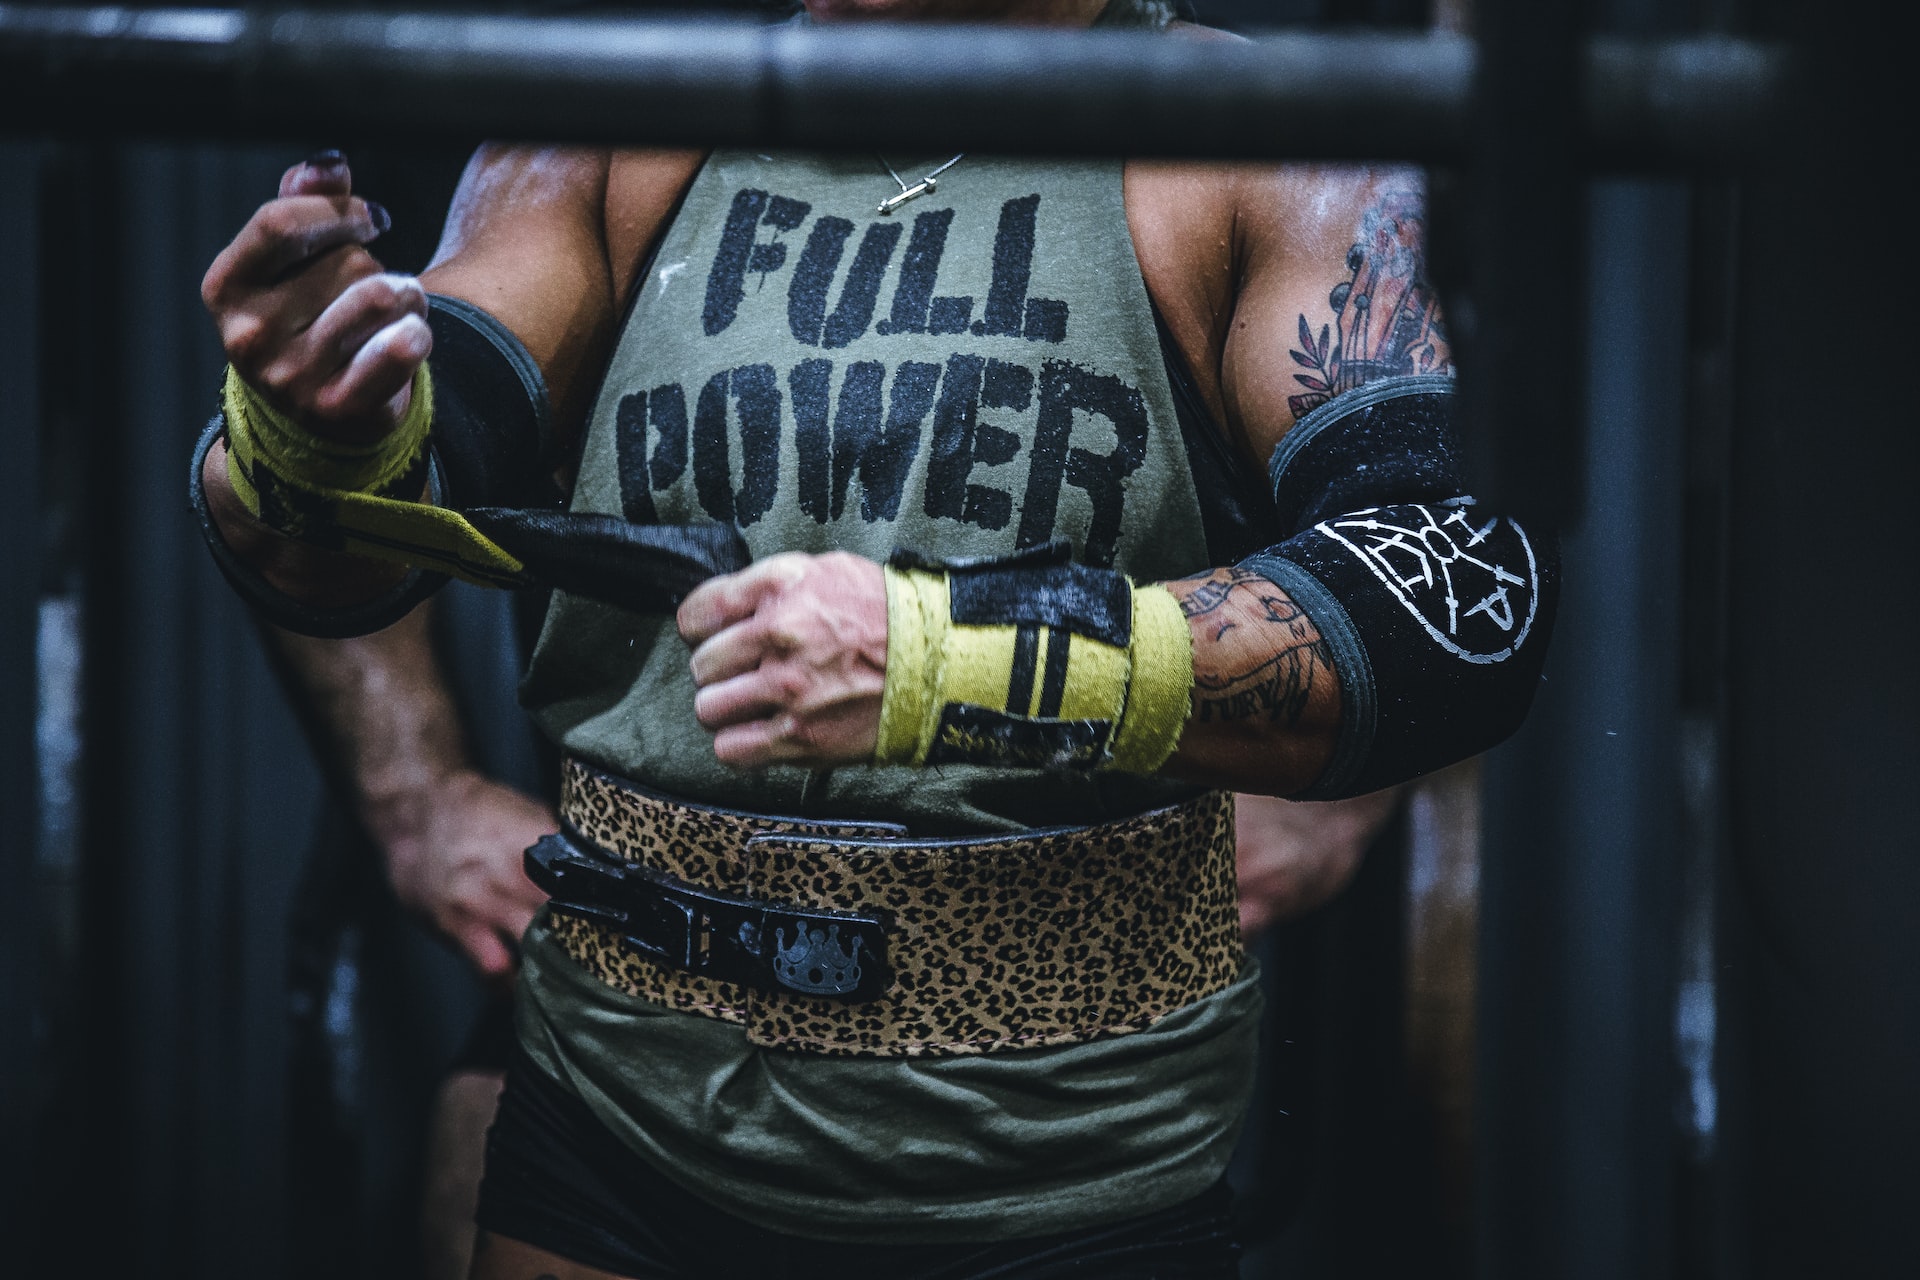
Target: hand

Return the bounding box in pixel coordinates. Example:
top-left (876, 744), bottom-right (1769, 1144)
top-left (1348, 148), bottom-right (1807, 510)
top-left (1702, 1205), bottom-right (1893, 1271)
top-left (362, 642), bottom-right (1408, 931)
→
top-left (201, 151), bottom-right (430, 446)
top-left (678, 552), bottom-right (889, 769)
top-left (1234, 787), bottom-right (1401, 938)
top-left (383, 770), bottom-right (558, 981)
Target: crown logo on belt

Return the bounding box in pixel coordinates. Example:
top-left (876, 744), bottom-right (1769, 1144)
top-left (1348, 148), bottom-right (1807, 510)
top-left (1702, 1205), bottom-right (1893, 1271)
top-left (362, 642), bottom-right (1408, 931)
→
top-left (774, 922), bottom-right (865, 997)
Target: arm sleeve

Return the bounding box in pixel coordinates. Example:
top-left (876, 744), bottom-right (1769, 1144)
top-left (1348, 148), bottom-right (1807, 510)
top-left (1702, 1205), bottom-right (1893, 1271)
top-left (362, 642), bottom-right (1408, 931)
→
top-left (1240, 376), bottom-right (1561, 799)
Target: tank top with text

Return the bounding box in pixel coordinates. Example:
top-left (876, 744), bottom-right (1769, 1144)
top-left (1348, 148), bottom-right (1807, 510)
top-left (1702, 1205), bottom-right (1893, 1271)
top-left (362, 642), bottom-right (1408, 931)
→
top-left (522, 151), bottom-right (1214, 832)
top-left (509, 149), bottom-right (1264, 1242)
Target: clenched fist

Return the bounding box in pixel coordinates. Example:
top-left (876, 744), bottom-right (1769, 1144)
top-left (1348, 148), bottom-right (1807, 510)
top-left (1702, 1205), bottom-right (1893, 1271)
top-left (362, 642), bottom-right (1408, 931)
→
top-left (200, 151), bottom-right (430, 446)
top-left (679, 552), bottom-right (889, 769)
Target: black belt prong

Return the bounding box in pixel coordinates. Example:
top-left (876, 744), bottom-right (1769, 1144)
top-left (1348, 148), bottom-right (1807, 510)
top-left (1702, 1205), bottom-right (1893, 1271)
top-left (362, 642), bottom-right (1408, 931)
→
top-left (525, 829), bottom-right (893, 1004)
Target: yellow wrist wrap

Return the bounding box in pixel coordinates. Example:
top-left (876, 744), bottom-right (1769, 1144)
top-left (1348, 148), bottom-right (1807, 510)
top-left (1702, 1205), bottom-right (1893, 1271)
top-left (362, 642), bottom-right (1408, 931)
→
top-left (221, 365), bottom-right (528, 588)
top-left (874, 559), bottom-right (1193, 775)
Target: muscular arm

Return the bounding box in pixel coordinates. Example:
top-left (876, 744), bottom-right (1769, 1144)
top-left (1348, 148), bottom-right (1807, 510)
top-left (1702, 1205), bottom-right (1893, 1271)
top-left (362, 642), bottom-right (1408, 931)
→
top-left (1160, 167), bottom-right (1453, 794)
top-left (204, 143), bottom-right (720, 967)
top-left (678, 168), bottom-right (1468, 799)
top-left (200, 145), bottom-right (714, 969)
top-left (425, 143), bottom-right (703, 451)
top-left (265, 601), bottom-right (556, 978)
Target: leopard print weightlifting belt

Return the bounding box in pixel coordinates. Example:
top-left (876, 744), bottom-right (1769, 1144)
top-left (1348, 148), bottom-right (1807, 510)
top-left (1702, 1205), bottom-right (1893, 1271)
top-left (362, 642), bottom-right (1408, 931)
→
top-left (532, 758), bottom-right (1243, 1058)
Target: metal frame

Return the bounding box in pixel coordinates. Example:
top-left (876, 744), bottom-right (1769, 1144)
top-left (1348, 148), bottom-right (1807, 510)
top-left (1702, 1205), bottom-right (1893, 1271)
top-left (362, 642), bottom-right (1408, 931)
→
top-left (0, 139), bottom-right (42, 1246)
top-left (7, 6), bottom-right (1901, 1280)
top-left (1, 7), bottom-right (1781, 165)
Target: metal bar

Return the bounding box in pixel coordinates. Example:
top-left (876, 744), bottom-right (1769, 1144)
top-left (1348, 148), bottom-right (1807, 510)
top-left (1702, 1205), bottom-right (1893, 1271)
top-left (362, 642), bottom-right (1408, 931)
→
top-left (1468, 0), bottom-right (1596, 1279)
top-left (0, 7), bottom-right (1784, 166)
top-left (1722, 0), bottom-right (1920, 1267)
top-left (0, 141), bottom-right (42, 1247)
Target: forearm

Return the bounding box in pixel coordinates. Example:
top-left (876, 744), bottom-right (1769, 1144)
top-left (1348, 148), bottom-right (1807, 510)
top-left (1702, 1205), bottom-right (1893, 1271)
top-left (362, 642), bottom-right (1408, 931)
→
top-left (264, 600), bottom-right (469, 868)
top-left (264, 596), bottom-right (558, 978)
top-left (1161, 566), bottom-right (1341, 795)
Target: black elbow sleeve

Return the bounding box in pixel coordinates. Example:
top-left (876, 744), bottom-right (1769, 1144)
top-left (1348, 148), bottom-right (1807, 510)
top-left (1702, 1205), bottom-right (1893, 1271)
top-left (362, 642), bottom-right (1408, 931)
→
top-left (423, 294), bottom-right (555, 511)
top-left (189, 294), bottom-right (553, 638)
top-left (1243, 376), bottom-right (1560, 799)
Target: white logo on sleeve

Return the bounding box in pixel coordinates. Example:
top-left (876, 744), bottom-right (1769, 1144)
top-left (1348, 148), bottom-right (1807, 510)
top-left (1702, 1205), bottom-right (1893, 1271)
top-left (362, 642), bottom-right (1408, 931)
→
top-left (1316, 499), bottom-right (1539, 664)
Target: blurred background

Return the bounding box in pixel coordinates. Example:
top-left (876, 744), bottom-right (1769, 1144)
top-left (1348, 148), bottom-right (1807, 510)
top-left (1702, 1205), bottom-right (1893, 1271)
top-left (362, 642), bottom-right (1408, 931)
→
top-left (1, 1), bottom-right (1913, 1277)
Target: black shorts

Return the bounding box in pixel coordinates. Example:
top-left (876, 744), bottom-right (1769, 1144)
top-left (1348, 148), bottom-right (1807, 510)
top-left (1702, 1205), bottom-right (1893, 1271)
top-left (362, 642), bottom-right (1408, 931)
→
top-left (475, 1047), bottom-right (1242, 1279)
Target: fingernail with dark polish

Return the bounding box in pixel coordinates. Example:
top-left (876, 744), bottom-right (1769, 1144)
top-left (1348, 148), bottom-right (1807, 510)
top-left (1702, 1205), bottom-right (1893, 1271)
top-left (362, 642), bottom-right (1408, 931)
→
top-left (365, 201), bottom-right (391, 235)
top-left (305, 148), bottom-right (345, 168)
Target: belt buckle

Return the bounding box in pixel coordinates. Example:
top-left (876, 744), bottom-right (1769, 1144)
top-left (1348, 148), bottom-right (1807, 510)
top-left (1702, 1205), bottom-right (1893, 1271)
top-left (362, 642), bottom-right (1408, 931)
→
top-left (526, 830), bottom-right (893, 1003)
top-left (761, 905), bottom-right (887, 1000)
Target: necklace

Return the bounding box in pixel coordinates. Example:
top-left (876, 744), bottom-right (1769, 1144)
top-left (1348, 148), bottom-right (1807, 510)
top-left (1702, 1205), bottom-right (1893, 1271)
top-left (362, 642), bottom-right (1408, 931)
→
top-left (875, 153), bottom-right (965, 216)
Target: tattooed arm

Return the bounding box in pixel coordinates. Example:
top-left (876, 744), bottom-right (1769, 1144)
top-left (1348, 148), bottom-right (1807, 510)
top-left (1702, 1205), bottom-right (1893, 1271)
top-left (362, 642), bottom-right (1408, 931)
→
top-left (1159, 168), bottom-right (1454, 795)
top-left (682, 167), bottom-right (1512, 798)
top-left (1159, 565), bottom-right (1341, 792)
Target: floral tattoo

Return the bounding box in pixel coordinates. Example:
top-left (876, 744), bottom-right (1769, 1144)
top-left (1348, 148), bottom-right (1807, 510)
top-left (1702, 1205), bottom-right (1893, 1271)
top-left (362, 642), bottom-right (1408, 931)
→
top-left (1288, 190), bottom-right (1451, 419)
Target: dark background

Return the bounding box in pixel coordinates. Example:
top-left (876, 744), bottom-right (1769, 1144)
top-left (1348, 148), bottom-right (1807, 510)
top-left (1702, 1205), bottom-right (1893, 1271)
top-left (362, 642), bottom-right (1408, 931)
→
top-left (2, 1), bottom-right (1913, 1277)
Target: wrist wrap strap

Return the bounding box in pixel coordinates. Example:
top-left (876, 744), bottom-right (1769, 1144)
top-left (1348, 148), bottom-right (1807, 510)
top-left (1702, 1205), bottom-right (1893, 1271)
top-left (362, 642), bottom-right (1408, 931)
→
top-left (220, 364), bottom-right (531, 589)
top-left (873, 543), bottom-right (1192, 775)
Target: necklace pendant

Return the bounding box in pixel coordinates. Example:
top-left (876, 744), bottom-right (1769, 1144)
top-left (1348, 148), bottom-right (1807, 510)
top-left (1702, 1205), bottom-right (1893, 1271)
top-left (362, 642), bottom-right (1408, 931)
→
top-left (877, 177), bottom-right (937, 216)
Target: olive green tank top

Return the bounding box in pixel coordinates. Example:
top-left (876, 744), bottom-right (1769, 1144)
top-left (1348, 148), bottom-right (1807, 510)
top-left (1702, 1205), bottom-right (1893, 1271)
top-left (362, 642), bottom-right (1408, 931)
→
top-left (523, 147), bottom-right (1210, 831)
top-left (514, 11), bottom-right (1260, 1242)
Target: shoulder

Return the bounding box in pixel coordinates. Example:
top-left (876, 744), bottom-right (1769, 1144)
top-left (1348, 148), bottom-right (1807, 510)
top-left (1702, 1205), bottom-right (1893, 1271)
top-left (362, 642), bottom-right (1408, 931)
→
top-left (1221, 166), bottom-right (1450, 460)
top-left (1120, 18), bottom-right (1253, 403)
top-left (606, 147), bottom-right (710, 305)
top-left (1126, 146), bottom-right (1425, 439)
top-left (1233, 165), bottom-right (1431, 277)
top-left (431, 145), bottom-right (706, 310)
top-left (418, 144), bottom-right (706, 447)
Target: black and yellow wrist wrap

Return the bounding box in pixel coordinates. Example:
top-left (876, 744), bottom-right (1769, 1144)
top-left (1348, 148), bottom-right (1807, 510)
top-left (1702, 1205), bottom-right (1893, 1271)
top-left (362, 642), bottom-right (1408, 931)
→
top-left (873, 544), bottom-right (1193, 775)
top-left (220, 365), bottom-right (529, 589)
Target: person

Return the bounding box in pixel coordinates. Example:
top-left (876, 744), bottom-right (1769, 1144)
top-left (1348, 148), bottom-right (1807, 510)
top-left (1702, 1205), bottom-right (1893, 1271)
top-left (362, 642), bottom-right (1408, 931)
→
top-left (266, 596), bottom-right (1395, 1279)
top-left (193, 1), bottom-right (1556, 1274)
top-left (268, 587), bottom-right (1398, 1274)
